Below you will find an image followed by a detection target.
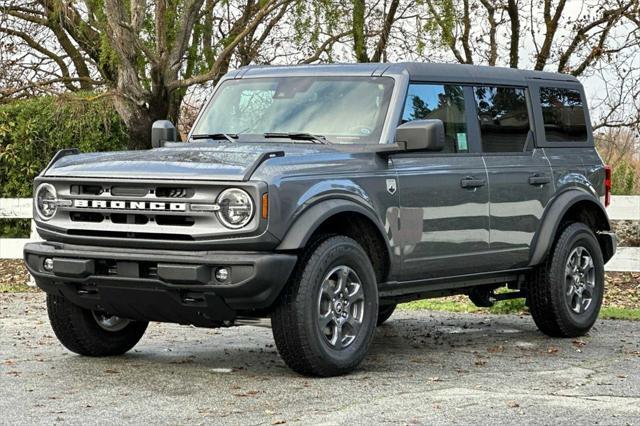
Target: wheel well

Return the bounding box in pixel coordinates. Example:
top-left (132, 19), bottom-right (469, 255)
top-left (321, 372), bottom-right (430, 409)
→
top-left (555, 199), bottom-right (614, 262)
top-left (559, 200), bottom-right (610, 233)
top-left (310, 212), bottom-right (390, 282)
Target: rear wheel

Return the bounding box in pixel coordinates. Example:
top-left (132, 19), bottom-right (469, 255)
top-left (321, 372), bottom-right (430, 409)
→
top-left (271, 235), bottom-right (378, 376)
top-left (528, 223), bottom-right (605, 337)
top-left (377, 303), bottom-right (397, 326)
top-left (47, 293), bottom-right (148, 356)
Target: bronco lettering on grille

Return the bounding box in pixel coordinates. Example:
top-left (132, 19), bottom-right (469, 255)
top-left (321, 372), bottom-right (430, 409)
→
top-left (72, 199), bottom-right (186, 211)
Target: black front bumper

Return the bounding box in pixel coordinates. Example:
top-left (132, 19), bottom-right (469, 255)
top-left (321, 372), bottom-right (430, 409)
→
top-left (24, 242), bottom-right (297, 327)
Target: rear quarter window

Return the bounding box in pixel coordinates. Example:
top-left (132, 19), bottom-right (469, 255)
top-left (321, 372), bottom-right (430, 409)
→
top-left (539, 87), bottom-right (588, 142)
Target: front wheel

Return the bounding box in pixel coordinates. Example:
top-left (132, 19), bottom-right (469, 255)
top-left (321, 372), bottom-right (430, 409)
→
top-left (528, 223), bottom-right (605, 338)
top-left (47, 294), bottom-right (148, 356)
top-left (271, 235), bottom-right (378, 376)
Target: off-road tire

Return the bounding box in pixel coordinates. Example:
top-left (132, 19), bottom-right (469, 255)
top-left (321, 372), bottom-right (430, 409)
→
top-left (528, 222), bottom-right (605, 338)
top-left (271, 235), bottom-right (378, 376)
top-left (47, 293), bottom-right (148, 356)
top-left (377, 303), bottom-right (397, 326)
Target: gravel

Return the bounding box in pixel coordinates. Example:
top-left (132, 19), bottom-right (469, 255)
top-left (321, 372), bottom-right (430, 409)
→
top-left (2, 293), bottom-right (640, 425)
top-left (612, 220), bottom-right (640, 247)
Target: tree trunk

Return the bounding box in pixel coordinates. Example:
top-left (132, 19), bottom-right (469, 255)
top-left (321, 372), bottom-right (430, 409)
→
top-left (112, 89), bottom-right (180, 150)
top-left (352, 0), bottom-right (369, 62)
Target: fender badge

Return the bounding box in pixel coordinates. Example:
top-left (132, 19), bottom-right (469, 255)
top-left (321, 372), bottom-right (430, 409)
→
top-left (386, 179), bottom-right (397, 195)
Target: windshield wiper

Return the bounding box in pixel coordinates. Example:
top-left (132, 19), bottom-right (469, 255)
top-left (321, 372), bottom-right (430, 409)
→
top-left (263, 132), bottom-right (329, 144)
top-left (191, 133), bottom-right (238, 143)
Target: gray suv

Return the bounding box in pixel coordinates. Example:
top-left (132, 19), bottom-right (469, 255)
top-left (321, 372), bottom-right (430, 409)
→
top-left (24, 63), bottom-right (617, 376)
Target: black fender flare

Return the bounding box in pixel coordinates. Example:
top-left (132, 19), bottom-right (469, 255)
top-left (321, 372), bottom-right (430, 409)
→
top-left (276, 198), bottom-right (389, 251)
top-left (529, 189), bottom-right (611, 266)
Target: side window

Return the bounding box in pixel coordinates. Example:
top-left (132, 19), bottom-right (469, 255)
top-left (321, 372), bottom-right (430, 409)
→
top-left (474, 86), bottom-right (530, 153)
top-left (401, 84), bottom-right (468, 153)
top-left (539, 87), bottom-right (587, 142)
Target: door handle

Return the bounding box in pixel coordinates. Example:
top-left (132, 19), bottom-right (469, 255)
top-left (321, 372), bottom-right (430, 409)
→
top-left (460, 177), bottom-right (486, 188)
top-left (528, 174), bottom-right (551, 185)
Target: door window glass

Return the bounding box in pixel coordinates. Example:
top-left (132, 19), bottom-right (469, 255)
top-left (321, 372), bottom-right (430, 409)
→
top-left (401, 84), bottom-right (468, 153)
top-left (474, 86), bottom-right (530, 152)
top-left (539, 87), bottom-right (587, 142)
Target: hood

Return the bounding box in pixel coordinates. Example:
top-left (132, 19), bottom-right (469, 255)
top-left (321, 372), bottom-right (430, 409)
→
top-left (44, 142), bottom-right (332, 181)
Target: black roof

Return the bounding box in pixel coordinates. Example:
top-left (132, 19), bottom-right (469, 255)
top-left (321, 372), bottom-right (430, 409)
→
top-left (236, 62), bottom-right (579, 85)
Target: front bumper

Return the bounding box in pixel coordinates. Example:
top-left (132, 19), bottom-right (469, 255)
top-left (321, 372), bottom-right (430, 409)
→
top-left (24, 242), bottom-right (297, 327)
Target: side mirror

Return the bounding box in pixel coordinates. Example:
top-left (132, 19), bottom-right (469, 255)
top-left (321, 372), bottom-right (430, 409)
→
top-left (394, 119), bottom-right (445, 152)
top-left (151, 120), bottom-right (177, 148)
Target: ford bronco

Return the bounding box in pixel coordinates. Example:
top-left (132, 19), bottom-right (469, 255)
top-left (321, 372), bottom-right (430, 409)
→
top-left (24, 63), bottom-right (617, 376)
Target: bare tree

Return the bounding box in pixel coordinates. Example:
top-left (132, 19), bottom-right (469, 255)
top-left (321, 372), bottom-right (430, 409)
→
top-left (0, 0), bottom-right (296, 148)
top-left (2, 0), bottom-right (639, 146)
top-left (414, 0), bottom-right (640, 132)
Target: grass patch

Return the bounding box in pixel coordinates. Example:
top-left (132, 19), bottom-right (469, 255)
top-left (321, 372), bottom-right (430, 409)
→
top-left (401, 297), bottom-right (527, 316)
top-left (401, 296), bottom-right (640, 321)
top-left (600, 307), bottom-right (640, 321)
top-left (401, 298), bottom-right (481, 313)
top-left (0, 281), bottom-right (38, 293)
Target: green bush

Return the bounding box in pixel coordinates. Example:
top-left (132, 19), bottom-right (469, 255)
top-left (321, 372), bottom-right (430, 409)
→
top-left (0, 93), bottom-right (129, 237)
top-left (611, 160), bottom-right (638, 195)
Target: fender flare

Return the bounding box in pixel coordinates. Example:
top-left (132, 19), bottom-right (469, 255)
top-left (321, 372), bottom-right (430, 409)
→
top-left (276, 198), bottom-right (388, 251)
top-left (529, 189), bottom-right (610, 266)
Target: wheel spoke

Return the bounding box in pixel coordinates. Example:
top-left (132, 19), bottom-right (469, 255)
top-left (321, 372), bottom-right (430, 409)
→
top-left (320, 278), bottom-right (336, 299)
top-left (574, 294), bottom-right (583, 314)
top-left (565, 263), bottom-right (574, 278)
top-left (568, 251), bottom-right (578, 269)
top-left (318, 311), bottom-right (333, 330)
top-left (566, 284), bottom-right (575, 298)
top-left (335, 268), bottom-right (349, 294)
top-left (347, 283), bottom-right (364, 303)
top-left (333, 323), bottom-right (344, 349)
top-left (345, 317), bottom-right (361, 336)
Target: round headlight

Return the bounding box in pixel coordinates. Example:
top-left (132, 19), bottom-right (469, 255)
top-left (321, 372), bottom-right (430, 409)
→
top-left (216, 188), bottom-right (254, 229)
top-left (35, 183), bottom-right (57, 220)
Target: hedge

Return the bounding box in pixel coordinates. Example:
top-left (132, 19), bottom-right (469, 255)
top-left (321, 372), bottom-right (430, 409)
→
top-left (0, 93), bottom-right (129, 237)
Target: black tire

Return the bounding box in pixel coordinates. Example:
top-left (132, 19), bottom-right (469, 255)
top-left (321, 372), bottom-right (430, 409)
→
top-left (528, 222), bottom-right (605, 338)
top-left (47, 293), bottom-right (148, 356)
top-left (377, 303), bottom-right (397, 326)
top-left (271, 235), bottom-right (378, 376)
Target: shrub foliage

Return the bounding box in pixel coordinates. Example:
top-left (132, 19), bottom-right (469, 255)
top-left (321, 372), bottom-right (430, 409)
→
top-left (0, 94), bottom-right (129, 236)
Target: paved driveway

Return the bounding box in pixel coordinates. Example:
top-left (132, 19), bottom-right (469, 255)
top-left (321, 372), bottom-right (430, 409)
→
top-left (2, 293), bottom-right (639, 425)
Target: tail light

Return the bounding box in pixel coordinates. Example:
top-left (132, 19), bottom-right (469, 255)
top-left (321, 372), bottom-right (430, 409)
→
top-left (604, 165), bottom-right (611, 207)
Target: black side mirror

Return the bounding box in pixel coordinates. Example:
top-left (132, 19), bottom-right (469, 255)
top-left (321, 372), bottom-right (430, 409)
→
top-left (394, 119), bottom-right (445, 151)
top-left (151, 120), bottom-right (177, 148)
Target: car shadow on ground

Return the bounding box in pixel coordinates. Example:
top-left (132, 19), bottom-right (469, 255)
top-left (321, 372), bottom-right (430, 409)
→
top-left (47, 312), bottom-right (574, 379)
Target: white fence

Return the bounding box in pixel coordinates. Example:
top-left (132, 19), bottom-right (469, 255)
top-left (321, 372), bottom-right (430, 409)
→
top-left (1, 196), bottom-right (638, 271)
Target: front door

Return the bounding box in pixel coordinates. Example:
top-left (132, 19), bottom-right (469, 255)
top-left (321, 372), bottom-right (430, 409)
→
top-left (392, 155), bottom-right (490, 280)
top-left (391, 83), bottom-right (491, 281)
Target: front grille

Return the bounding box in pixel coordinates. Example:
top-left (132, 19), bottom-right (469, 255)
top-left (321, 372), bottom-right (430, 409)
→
top-left (45, 179), bottom-right (260, 243)
top-left (67, 229), bottom-right (195, 240)
top-left (70, 212), bottom-right (104, 223)
top-left (155, 187), bottom-right (193, 198)
top-left (110, 213), bottom-right (149, 225)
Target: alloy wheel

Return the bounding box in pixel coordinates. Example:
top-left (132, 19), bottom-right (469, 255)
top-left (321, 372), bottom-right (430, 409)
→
top-left (564, 246), bottom-right (596, 315)
top-left (317, 265), bottom-right (366, 349)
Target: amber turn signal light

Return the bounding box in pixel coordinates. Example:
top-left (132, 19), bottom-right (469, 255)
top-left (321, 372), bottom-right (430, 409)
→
top-left (261, 193), bottom-right (268, 219)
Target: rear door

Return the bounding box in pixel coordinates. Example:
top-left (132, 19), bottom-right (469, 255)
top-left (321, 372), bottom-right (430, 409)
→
top-left (472, 85), bottom-right (555, 270)
top-left (391, 83), bottom-right (492, 280)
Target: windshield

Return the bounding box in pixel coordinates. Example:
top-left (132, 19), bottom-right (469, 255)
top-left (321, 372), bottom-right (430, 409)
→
top-left (191, 76), bottom-right (394, 144)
